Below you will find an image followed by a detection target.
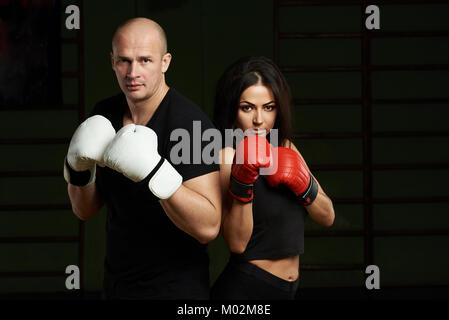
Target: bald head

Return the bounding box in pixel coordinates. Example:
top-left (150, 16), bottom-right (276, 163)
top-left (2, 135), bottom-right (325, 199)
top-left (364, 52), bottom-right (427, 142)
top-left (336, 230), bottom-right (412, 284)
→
top-left (112, 18), bottom-right (167, 56)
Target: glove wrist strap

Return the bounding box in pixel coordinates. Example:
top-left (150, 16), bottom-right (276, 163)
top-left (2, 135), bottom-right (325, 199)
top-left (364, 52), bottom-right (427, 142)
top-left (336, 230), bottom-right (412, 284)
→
top-left (63, 157), bottom-right (95, 187)
top-left (298, 175), bottom-right (318, 206)
top-left (229, 175), bottom-right (254, 203)
top-left (142, 157), bottom-right (183, 200)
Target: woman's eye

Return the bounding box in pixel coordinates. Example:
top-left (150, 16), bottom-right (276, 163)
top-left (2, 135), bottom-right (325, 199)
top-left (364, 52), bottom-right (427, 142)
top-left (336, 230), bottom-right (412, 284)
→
top-left (265, 105), bottom-right (275, 111)
top-left (240, 105), bottom-right (252, 111)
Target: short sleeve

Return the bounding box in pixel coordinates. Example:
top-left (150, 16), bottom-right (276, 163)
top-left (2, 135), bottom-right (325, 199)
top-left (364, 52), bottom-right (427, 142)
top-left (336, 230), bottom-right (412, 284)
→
top-left (167, 112), bottom-right (220, 182)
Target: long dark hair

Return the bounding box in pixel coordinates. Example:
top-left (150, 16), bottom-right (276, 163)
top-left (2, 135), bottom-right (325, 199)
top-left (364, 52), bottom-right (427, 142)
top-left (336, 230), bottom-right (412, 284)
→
top-left (213, 56), bottom-right (292, 147)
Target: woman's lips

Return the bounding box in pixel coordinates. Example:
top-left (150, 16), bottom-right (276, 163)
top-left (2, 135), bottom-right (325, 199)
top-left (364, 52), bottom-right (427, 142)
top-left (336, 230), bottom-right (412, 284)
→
top-left (247, 129), bottom-right (268, 136)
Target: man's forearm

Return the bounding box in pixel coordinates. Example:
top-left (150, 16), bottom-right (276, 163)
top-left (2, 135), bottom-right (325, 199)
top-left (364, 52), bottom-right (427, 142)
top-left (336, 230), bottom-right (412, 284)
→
top-left (68, 183), bottom-right (104, 220)
top-left (160, 184), bottom-right (221, 244)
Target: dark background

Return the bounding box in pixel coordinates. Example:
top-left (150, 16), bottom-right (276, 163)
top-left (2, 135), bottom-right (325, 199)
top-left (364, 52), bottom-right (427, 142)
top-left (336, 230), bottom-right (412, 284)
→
top-left (0, 0), bottom-right (448, 300)
top-left (0, 0), bottom-right (61, 109)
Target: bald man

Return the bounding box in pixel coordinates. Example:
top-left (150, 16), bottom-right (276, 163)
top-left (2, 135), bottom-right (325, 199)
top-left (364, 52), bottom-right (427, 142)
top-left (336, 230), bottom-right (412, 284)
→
top-left (64, 18), bottom-right (221, 299)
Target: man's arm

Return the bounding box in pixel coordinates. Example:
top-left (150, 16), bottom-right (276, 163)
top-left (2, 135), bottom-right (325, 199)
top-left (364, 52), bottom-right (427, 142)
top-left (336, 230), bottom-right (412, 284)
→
top-left (159, 171), bottom-right (222, 244)
top-left (64, 115), bottom-right (115, 221)
top-left (67, 184), bottom-right (104, 221)
top-left (101, 124), bottom-right (221, 243)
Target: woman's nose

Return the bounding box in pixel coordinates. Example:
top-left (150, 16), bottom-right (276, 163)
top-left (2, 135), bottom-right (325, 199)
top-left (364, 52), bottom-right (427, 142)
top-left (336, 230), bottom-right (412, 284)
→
top-left (253, 109), bottom-right (263, 125)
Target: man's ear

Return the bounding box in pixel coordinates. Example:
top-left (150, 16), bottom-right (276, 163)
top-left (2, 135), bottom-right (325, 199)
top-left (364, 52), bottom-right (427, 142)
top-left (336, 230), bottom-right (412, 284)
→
top-left (110, 52), bottom-right (115, 70)
top-left (161, 53), bottom-right (172, 73)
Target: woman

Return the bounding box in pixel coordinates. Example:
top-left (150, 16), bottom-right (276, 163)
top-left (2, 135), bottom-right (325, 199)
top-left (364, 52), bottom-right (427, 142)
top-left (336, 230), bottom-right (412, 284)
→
top-left (211, 56), bottom-right (335, 300)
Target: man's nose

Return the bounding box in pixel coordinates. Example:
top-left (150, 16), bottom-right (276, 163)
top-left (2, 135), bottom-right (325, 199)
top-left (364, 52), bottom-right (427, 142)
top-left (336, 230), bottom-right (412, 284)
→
top-left (127, 61), bottom-right (139, 79)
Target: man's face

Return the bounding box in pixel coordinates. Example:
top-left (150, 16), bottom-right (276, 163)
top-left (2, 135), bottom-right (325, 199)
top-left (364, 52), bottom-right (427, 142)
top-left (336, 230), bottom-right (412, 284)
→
top-left (111, 28), bottom-right (170, 104)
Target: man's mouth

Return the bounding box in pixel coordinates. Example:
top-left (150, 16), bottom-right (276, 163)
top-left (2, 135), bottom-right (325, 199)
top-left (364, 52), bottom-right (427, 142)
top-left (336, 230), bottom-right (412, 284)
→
top-left (126, 83), bottom-right (142, 91)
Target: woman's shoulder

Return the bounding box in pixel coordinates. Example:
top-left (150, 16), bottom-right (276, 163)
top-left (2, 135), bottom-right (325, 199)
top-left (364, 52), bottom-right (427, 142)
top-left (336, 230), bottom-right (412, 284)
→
top-left (282, 139), bottom-right (296, 150)
top-left (219, 147), bottom-right (235, 166)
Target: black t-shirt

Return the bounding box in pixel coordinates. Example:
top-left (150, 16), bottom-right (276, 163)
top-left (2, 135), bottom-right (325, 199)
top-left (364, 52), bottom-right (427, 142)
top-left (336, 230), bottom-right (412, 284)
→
top-left (230, 133), bottom-right (307, 262)
top-left (235, 176), bottom-right (307, 261)
top-left (91, 88), bottom-right (219, 299)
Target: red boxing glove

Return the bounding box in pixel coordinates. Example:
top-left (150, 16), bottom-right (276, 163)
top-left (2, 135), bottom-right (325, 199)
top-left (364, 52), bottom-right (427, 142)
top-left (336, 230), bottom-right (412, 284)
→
top-left (265, 147), bottom-right (318, 206)
top-left (229, 135), bottom-right (272, 202)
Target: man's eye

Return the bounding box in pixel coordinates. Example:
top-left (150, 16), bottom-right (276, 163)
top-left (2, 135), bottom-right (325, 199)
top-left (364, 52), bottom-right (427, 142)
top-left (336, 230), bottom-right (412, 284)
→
top-left (143, 58), bottom-right (151, 63)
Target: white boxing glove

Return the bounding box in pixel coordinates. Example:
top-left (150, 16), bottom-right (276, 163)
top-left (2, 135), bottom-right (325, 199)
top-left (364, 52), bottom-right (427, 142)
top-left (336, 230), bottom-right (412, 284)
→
top-left (64, 115), bottom-right (116, 187)
top-left (102, 124), bottom-right (182, 200)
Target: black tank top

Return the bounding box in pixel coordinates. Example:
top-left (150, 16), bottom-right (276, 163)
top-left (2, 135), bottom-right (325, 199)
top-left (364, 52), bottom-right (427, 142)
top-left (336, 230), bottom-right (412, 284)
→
top-left (234, 175), bottom-right (307, 261)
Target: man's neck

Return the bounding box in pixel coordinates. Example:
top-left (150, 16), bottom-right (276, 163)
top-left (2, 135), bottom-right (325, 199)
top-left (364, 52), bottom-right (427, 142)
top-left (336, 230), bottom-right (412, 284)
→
top-left (125, 84), bottom-right (169, 126)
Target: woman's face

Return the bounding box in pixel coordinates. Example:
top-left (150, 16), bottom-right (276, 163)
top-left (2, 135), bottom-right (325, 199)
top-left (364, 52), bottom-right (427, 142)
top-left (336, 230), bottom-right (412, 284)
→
top-left (234, 84), bottom-right (277, 136)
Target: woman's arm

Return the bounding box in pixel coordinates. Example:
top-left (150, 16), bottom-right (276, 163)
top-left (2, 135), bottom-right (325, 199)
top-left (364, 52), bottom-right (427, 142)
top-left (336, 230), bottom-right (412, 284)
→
top-left (287, 141), bottom-right (335, 227)
top-left (219, 147), bottom-right (254, 253)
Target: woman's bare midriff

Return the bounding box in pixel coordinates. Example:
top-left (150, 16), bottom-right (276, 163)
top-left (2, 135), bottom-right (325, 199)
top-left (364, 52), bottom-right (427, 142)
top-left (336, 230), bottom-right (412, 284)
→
top-left (249, 255), bottom-right (299, 282)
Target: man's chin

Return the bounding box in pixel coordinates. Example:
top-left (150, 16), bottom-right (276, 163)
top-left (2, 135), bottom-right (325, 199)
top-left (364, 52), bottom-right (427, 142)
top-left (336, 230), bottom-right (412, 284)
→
top-left (125, 92), bottom-right (151, 104)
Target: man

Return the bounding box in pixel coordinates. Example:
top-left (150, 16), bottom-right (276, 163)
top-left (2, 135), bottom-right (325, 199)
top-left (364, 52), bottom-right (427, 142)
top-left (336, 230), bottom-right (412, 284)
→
top-left (63, 18), bottom-right (221, 299)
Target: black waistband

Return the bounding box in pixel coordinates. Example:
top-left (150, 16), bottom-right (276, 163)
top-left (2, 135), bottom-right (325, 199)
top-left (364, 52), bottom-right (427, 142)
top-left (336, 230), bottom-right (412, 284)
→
top-left (229, 254), bottom-right (299, 293)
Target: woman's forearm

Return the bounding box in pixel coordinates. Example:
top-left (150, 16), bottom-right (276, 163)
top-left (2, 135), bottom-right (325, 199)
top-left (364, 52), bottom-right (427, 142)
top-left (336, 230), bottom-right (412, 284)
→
top-left (222, 197), bottom-right (254, 254)
top-left (305, 191), bottom-right (335, 227)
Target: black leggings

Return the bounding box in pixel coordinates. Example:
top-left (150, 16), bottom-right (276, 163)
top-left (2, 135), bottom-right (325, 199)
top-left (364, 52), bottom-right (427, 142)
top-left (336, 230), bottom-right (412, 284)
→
top-left (211, 257), bottom-right (299, 300)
